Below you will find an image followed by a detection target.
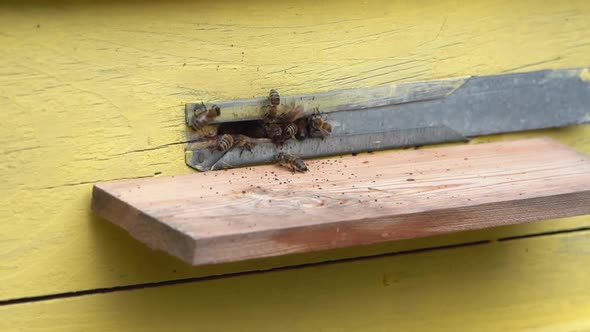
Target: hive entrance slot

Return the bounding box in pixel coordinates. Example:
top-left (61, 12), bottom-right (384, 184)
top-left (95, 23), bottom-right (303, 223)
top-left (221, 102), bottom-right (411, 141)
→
top-left (216, 120), bottom-right (267, 139)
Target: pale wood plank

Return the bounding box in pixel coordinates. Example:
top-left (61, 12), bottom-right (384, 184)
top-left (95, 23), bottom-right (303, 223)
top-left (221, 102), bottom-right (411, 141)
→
top-left (92, 139), bottom-right (590, 265)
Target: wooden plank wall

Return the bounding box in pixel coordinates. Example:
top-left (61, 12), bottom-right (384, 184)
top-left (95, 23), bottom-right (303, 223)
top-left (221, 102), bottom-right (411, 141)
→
top-left (1, 0), bottom-right (589, 330)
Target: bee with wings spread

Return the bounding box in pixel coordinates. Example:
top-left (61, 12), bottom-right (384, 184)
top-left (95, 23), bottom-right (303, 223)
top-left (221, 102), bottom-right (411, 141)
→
top-left (263, 89), bottom-right (306, 145)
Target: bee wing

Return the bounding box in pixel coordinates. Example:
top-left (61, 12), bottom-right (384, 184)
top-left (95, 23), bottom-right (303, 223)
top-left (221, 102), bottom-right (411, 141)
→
top-left (318, 127), bottom-right (331, 137)
top-left (276, 104), bottom-right (305, 122)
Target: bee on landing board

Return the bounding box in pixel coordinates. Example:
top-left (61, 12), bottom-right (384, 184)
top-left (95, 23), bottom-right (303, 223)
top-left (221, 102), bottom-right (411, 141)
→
top-left (191, 103), bottom-right (221, 130)
top-left (275, 152), bottom-right (308, 173)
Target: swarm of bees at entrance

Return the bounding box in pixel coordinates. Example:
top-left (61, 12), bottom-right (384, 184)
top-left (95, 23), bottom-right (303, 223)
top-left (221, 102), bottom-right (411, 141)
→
top-left (262, 89), bottom-right (332, 145)
top-left (194, 89), bottom-right (333, 172)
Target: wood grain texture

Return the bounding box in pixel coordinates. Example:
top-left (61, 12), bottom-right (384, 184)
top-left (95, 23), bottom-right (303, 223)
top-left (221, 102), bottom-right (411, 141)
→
top-left (2, 0), bottom-right (590, 303)
top-left (92, 139), bottom-right (590, 265)
top-left (2, 231), bottom-right (590, 332)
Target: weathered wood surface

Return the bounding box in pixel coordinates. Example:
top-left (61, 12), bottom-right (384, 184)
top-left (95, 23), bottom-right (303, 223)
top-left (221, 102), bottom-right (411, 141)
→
top-left (92, 139), bottom-right (590, 265)
top-left (2, 2), bottom-right (590, 331)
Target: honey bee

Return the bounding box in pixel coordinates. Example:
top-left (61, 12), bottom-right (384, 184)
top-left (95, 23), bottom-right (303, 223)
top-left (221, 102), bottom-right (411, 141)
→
top-left (275, 152), bottom-right (308, 173)
top-left (264, 123), bottom-right (283, 144)
top-left (282, 122), bottom-right (298, 140)
top-left (216, 134), bottom-right (235, 152)
top-left (264, 89), bottom-right (280, 120)
top-left (275, 105), bottom-right (305, 144)
top-left (263, 89), bottom-right (305, 123)
top-left (262, 91), bottom-right (306, 145)
top-left (269, 89), bottom-right (280, 106)
top-left (191, 103), bottom-right (221, 130)
top-left (235, 134), bottom-right (257, 156)
top-left (309, 113), bottom-right (332, 138)
top-left (294, 118), bottom-right (309, 141)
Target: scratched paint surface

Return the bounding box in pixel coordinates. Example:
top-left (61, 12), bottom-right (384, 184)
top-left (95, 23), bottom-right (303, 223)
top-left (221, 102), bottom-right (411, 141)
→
top-left (1, 0), bottom-right (590, 329)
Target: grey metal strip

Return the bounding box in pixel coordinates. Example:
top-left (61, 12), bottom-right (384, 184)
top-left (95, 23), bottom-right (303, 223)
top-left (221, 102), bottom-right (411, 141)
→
top-left (185, 68), bottom-right (590, 171)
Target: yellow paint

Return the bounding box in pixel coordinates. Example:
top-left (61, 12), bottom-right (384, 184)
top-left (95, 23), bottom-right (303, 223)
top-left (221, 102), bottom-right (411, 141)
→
top-left (2, 231), bottom-right (590, 331)
top-left (1, 0), bottom-right (590, 329)
top-left (580, 68), bottom-right (590, 81)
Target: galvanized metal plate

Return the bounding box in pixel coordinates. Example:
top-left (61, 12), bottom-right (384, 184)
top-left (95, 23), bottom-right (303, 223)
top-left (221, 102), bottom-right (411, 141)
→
top-left (185, 68), bottom-right (590, 171)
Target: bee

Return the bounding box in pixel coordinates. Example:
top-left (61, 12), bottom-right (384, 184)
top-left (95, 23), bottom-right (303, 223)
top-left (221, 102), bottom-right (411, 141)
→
top-left (235, 134), bottom-right (257, 156)
top-left (282, 122), bottom-right (298, 140)
top-left (309, 113), bottom-right (332, 138)
top-left (264, 123), bottom-right (283, 144)
top-left (216, 134), bottom-right (235, 152)
top-left (275, 153), bottom-right (308, 173)
top-left (262, 89), bottom-right (306, 145)
top-left (273, 104), bottom-right (305, 144)
top-left (191, 103), bottom-right (221, 130)
top-left (264, 89), bottom-right (305, 123)
top-left (269, 89), bottom-right (280, 106)
top-left (294, 118), bottom-right (309, 141)
top-left (264, 89), bottom-right (280, 120)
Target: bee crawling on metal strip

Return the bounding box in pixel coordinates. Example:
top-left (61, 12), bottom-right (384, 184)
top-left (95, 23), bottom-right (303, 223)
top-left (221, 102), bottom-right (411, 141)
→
top-left (263, 89), bottom-right (281, 121)
top-left (191, 102), bottom-right (221, 130)
top-left (235, 134), bottom-right (257, 156)
top-left (216, 134), bottom-right (235, 152)
top-left (214, 134), bottom-right (257, 156)
top-left (309, 110), bottom-right (332, 138)
top-left (275, 152), bottom-right (308, 173)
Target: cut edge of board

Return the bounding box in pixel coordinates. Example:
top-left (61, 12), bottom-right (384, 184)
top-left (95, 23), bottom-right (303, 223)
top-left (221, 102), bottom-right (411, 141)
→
top-left (91, 138), bottom-right (590, 266)
top-left (91, 186), bottom-right (196, 263)
top-left (189, 191), bottom-right (590, 265)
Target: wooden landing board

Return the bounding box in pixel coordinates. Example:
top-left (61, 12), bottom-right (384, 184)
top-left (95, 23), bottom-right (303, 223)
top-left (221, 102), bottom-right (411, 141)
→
top-left (91, 138), bottom-right (590, 265)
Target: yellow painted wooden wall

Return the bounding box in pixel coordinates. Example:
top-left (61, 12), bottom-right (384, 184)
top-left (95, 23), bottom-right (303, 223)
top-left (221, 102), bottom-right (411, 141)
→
top-left (1, 0), bottom-right (590, 330)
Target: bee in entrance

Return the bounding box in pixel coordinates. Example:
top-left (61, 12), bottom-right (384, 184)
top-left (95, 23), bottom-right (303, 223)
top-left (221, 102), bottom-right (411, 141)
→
top-left (269, 100), bottom-right (306, 145)
top-left (264, 123), bottom-right (283, 144)
top-left (282, 122), bottom-right (298, 141)
top-left (216, 134), bottom-right (235, 152)
top-left (191, 103), bottom-right (221, 130)
top-left (294, 118), bottom-right (309, 141)
top-left (275, 152), bottom-right (308, 173)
